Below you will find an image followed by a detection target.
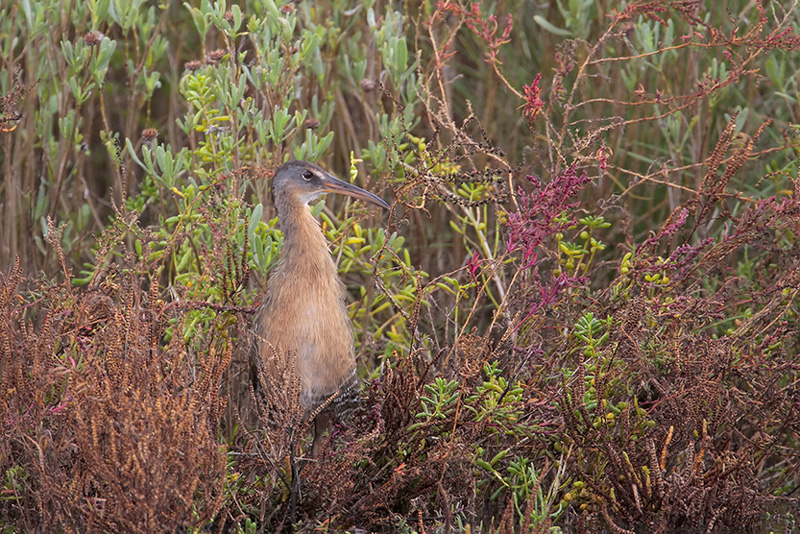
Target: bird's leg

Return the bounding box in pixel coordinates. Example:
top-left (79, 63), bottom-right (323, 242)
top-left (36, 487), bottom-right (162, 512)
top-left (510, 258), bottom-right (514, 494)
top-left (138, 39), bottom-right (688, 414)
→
top-left (310, 411), bottom-right (332, 457)
top-left (289, 437), bottom-right (299, 526)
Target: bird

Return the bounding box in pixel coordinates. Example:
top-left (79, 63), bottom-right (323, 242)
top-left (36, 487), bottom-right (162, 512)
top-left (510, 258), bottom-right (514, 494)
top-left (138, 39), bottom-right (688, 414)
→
top-left (251, 160), bottom-right (389, 456)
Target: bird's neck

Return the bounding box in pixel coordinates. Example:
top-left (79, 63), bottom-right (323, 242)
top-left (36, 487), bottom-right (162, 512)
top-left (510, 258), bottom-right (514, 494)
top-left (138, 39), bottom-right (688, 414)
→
top-left (274, 194), bottom-right (338, 280)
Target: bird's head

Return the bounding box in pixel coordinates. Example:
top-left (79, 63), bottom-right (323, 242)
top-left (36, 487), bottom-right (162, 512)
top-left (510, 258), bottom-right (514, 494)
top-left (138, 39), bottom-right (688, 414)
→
top-left (271, 160), bottom-right (389, 210)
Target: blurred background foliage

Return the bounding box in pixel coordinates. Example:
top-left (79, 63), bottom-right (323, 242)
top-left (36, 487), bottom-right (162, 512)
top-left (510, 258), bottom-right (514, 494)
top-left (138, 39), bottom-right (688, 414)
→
top-left (2, 0), bottom-right (800, 532)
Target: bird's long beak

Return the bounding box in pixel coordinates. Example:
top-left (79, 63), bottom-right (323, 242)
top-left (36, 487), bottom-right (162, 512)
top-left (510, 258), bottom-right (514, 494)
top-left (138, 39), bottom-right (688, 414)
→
top-left (322, 173), bottom-right (390, 209)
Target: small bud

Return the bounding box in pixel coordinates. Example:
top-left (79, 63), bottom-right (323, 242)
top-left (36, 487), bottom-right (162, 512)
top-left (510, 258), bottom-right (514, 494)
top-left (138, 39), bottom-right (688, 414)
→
top-left (141, 128), bottom-right (158, 141)
top-left (224, 10), bottom-right (234, 23)
top-left (361, 78), bottom-right (376, 92)
top-left (185, 60), bottom-right (203, 71)
top-left (303, 118), bottom-right (319, 130)
top-left (206, 49), bottom-right (226, 64)
top-left (83, 31), bottom-right (104, 46)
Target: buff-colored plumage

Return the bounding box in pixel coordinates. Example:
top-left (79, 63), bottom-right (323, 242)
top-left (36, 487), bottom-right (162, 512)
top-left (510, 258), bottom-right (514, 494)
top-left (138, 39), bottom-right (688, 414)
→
top-left (251, 160), bottom-right (388, 455)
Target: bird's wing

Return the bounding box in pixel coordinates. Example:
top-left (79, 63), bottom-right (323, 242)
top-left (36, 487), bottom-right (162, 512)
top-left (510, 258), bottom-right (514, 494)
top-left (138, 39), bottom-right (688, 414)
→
top-left (307, 364), bottom-right (360, 417)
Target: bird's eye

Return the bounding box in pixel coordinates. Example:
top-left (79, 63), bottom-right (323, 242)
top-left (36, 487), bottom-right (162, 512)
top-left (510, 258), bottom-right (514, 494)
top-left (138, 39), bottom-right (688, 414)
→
top-left (302, 170), bottom-right (314, 181)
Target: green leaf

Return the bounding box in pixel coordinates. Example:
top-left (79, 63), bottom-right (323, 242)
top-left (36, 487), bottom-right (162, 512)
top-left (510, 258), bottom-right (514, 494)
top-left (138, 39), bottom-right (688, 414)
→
top-left (249, 203), bottom-right (263, 239)
top-left (533, 15), bottom-right (572, 36)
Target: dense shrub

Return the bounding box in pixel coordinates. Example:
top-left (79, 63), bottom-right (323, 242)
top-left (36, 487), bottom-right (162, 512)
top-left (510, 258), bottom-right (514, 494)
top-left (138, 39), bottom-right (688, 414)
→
top-left (2, 1), bottom-right (800, 532)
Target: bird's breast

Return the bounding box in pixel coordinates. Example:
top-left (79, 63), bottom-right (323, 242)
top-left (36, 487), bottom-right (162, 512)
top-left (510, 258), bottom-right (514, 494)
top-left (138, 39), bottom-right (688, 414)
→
top-left (256, 253), bottom-right (356, 408)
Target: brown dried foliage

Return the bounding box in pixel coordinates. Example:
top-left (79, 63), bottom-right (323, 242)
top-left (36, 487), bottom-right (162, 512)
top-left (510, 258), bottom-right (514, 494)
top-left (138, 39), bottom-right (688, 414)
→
top-left (248, 337), bottom-right (305, 459)
top-left (0, 263), bottom-right (231, 532)
top-left (294, 343), bottom-right (496, 530)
